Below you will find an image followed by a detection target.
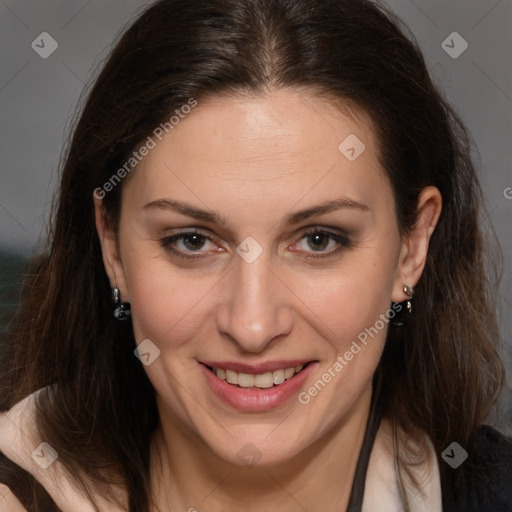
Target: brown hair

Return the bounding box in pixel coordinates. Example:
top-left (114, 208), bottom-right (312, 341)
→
top-left (0, 0), bottom-right (504, 510)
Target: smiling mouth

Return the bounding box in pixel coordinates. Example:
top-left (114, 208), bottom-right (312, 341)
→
top-left (204, 363), bottom-right (313, 389)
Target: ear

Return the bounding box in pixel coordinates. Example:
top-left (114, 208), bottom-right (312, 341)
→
top-left (392, 186), bottom-right (442, 302)
top-left (93, 194), bottom-right (130, 302)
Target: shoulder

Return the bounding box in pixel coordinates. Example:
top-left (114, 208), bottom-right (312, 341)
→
top-left (0, 452), bottom-right (60, 511)
top-left (0, 388), bottom-right (128, 512)
top-left (0, 389), bottom-right (61, 510)
top-left (0, 483), bottom-right (29, 511)
top-left (440, 425), bottom-right (512, 512)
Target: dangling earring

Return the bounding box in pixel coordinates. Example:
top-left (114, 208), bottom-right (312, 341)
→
top-left (112, 285), bottom-right (131, 320)
top-left (403, 285), bottom-right (414, 314)
top-left (390, 284), bottom-right (414, 327)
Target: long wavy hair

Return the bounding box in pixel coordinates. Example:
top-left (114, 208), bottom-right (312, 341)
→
top-left (0, 0), bottom-right (504, 510)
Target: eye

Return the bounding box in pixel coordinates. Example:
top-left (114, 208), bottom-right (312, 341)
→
top-left (160, 230), bottom-right (219, 259)
top-left (290, 228), bottom-right (352, 258)
top-left (160, 227), bottom-right (352, 261)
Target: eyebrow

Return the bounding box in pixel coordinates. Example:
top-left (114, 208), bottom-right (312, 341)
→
top-left (142, 197), bottom-right (370, 226)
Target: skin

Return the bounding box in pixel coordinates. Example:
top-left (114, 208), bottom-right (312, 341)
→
top-left (92, 88), bottom-right (442, 511)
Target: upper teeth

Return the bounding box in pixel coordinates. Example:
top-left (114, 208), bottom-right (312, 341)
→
top-left (214, 365), bottom-right (304, 389)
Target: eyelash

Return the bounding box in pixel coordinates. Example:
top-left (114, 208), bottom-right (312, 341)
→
top-left (160, 228), bottom-right (352, 261)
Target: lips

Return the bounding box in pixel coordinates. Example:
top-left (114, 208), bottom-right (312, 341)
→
top-left (199, 360), bottom-right (318, 411)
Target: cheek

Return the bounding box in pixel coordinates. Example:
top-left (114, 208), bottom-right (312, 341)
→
top-left (121, 247), bottom-right (209, 347)
top-left (297, 251), bottom-right (397, 350)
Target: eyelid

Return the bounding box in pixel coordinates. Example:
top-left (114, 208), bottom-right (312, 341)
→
top-left (159, 227), bottom-right (217, 243)
top-left (296, 224), bottom-right (350, 238)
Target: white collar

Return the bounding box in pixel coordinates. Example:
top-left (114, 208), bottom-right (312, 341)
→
top-left (363, 419), bottom-right (442, 512)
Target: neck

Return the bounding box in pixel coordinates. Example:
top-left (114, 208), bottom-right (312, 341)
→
top-left (150, 385), bottom-right (373, 512)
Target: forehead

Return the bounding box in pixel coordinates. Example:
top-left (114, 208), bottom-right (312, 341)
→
top-left (122, 89), bottom-right (390, 217)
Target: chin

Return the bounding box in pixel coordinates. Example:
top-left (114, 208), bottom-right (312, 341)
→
top-left (201, 419), bottom-right (315, 468)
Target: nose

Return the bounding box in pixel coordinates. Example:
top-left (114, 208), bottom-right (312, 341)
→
top-left (216, 255), bottom-right (294, 354)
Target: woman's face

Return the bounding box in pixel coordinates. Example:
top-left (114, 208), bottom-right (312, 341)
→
top-left (98, 89), bottom-right (423, 466)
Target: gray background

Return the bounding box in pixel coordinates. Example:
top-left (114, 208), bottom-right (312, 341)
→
top-left (1, 0), bottom-right (511, 433)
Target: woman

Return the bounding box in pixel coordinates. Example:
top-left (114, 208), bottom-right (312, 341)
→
top-left (0, 0), bottom-right (510, 510)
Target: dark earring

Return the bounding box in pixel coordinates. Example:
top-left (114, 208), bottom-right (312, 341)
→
top-left (112, 285), bottom-right (131, 320)
top-left (390, 285), bottom-right (414, 327)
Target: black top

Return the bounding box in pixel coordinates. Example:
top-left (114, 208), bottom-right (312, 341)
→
top-left (440, 424), bottom-right (512, 511)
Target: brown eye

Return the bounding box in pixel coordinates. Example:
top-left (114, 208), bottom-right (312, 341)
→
top-left (160, 230), bottom-right (218, 259)
top-left (291, 228), bottom-right (352, 259)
